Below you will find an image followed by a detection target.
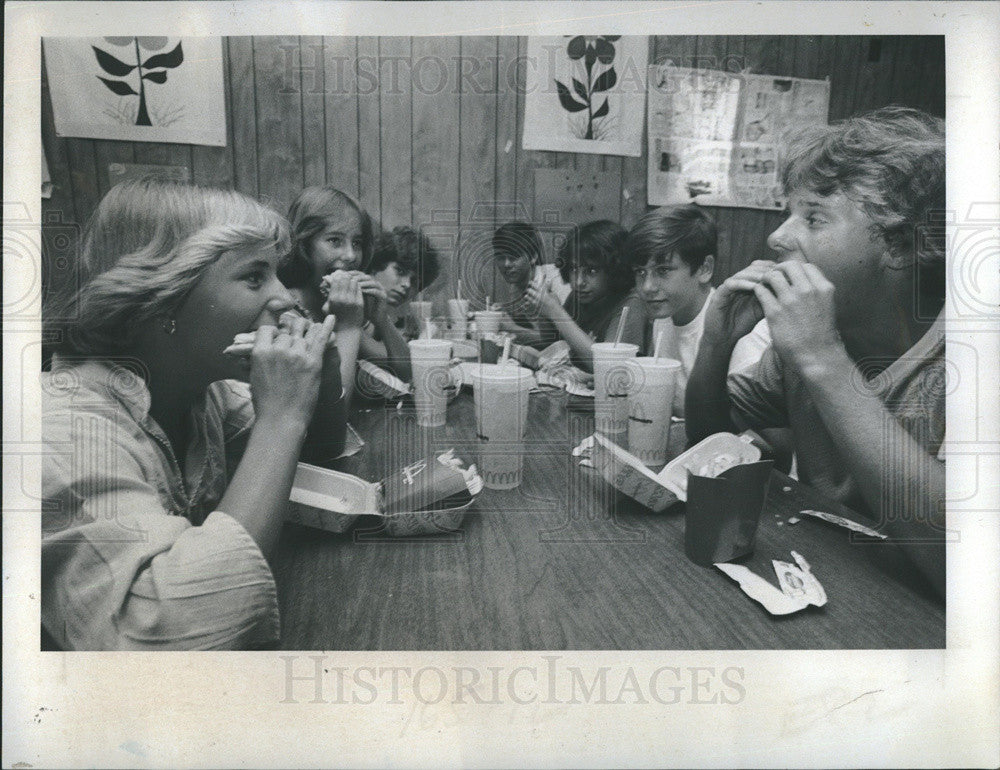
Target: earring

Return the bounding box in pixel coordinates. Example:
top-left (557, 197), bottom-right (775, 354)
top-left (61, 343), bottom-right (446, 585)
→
top-left (161, 318), bottom-right (177, 335)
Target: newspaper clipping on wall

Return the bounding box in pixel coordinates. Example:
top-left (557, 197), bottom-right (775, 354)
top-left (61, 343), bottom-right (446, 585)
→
top-left (647, 65), bottom-right (830, 210)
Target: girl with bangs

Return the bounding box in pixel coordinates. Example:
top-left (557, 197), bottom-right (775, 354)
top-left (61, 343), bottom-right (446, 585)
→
top-left (524, 220), bottom-right (646, 371)
top-left (362, 225), bottom-right (441, 342)
top-left (278, 186), bottom-right (418, 383)
top-left (42, 178), bottom-right (364, 650)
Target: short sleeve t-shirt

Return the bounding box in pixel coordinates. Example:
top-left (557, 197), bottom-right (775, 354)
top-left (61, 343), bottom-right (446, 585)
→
top-left (649, 287), bottom-right (771, 417)
top-left (726, 313), bottom-right (946, 516)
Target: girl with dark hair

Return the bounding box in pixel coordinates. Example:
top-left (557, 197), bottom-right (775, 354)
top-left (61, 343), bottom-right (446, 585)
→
top-left (492, 221), bottom-right (570, 348)
top-left (369, 225), bottom-right (441, 328)
top-left (525, 220), bottom-right (646, 370)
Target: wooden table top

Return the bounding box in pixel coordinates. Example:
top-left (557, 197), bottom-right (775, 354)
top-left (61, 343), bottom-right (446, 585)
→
top-left (273, 388), bottom-right (944, 650)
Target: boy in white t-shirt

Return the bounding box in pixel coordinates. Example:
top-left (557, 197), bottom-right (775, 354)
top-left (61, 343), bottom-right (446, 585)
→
top-left (625, 204), bottom-right (771, 418)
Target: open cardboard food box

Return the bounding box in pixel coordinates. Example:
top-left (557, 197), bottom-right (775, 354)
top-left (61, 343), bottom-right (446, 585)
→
top-left (286, 449), bottom-right (483, 536)
top-left (356, 359), bottom-right (463, 402)
top-left (574, 432), bottom-right (762, 512)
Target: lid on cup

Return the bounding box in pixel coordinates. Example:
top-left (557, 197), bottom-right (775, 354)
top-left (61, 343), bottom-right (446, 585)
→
top-left (408, 338), bottom-right (453, 354)
top-left (591, 342), bottom-right (640, 356)
top-left (630, 356), bottom-right (682, 371)
top-left (466, 362), bottom-right (533, 385)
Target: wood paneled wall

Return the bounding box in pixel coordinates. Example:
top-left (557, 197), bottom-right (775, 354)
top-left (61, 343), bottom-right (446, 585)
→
top-left (41, 35), bottom-right (944, 293)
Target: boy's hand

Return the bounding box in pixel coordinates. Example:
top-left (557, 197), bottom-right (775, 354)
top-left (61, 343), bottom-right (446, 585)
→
top-left (498, 313), bottom-right (526, 334)
top-left (755, 261), bottom-right (842, 370)
top-left (321, 270), bottom-right (365, 329)
top-left (703, 260), bottom-right (774, 347)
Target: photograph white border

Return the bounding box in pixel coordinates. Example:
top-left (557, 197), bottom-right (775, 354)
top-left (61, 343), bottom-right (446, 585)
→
top-left (4, 2), bottom-right (999, 767)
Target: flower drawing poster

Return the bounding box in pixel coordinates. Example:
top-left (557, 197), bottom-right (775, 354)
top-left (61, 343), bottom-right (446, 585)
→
top-left (523, 36), bottom-right (648, 157)
top-left (43, 37), bottom-right (226, 145)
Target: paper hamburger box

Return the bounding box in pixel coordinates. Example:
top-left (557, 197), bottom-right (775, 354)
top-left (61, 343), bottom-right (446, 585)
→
top-left (379, 449), bottom-right (483, 514)
top-left (287, 451), bottom-right (483, 535)
top-left (287, 463), bottom-right (379, 533)
top-left (574, 432), bottom-right (761, 513)
top-left (356, 360), bottom-right (412, 400)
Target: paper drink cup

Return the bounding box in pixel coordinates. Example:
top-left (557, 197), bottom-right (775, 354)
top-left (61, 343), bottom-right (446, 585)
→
top-left (410, 301), bottom-right (434, 327)
top-left (474, 310), bottom-right (503, 336)
top-left (591, 342), bottom-right (639, 435)
top-left (626, 357), bottom-right (681, 466)
top-left (408, 339), bottom-right (453, 427)
top-left (447, 299), bottom-right (470, 340)
top-left (469, 363), bottom-right (533, 489)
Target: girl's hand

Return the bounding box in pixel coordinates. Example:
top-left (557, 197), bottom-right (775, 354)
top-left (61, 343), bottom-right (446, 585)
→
top-left (343, 270), bottom-right (389, 320)
top-left (702, 259), bottom-right (775, 347)
top-left (498, 313), bottom-right (519, 333)
top-left (755, 260), bottom-right (842, 370)
top-left (321, 270), bottom-right (365, 329)
top-left (524, 281), bottom-right (563, 318)
top-left (249, 314), bottom-right (336, 426)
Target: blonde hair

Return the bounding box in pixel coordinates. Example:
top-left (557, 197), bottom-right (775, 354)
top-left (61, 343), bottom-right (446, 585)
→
top-left (780, 106), bottom-right (945, 269)
top-left (46, 178), bottom-right (289, 355)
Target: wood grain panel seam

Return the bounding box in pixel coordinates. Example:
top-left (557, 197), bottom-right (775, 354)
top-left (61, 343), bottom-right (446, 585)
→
top-left (223, 37), bottom-right (237, 189)
top-left (250, 37), bottom-right (262, 198)
top-left (409, 36), bottom-right (416, 227)
top-left (298, 35), bottom-right (307, 190)
top-left (354, 37), bottom-right (363, 202)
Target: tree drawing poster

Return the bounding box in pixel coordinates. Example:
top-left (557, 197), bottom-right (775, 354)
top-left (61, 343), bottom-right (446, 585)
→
top-left (43, 37), bottom-right (226, 145)
top-left (523, 36), bottom-right (648, 157)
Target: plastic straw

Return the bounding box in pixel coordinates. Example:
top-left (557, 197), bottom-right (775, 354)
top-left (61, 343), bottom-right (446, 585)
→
top-left (457, 280), bottom-right (462, 301)
top-left (654, 329), bottom-right (665, 361)
top-left (486, 295), bottom-right (491, 311)
top-left (500, 337), bottom-right (512, 366)
top-left (425, 319), bottom-right (433, 339)
top-left (614, 306), bottom-right (629, 347)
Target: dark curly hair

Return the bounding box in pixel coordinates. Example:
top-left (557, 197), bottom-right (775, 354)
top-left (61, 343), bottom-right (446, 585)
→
top-left (492, 221), bottom-right (546, 265)
top-left (368, 226), bottom-right (441, 294)
top-left (557, 220), bottom-right (633, 297)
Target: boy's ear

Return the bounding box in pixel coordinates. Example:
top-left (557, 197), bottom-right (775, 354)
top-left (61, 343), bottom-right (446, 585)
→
top-left (696, 254), bottom-right (715, 284)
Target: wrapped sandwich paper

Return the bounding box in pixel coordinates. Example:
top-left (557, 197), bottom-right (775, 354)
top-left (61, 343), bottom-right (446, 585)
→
top-left (715, 550), bottom-right (828, 616)
top-left (286, 449), bottom-right (483, 536)
top-left (527, 340), bottom-right (594, 396)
